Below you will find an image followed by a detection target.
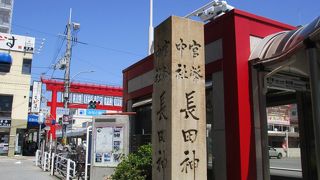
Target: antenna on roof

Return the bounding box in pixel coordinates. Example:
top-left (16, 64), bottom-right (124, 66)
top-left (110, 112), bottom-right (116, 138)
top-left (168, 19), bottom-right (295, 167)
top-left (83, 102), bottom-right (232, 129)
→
top-left (185, 0), bottom-right (234, 23)
top-left (148, 0), bottom-right (154, 55)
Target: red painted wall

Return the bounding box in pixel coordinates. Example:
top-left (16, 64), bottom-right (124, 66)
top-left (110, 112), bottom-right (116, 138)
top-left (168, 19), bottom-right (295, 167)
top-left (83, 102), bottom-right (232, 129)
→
top-left (226, 9), bottom-right (295, 180)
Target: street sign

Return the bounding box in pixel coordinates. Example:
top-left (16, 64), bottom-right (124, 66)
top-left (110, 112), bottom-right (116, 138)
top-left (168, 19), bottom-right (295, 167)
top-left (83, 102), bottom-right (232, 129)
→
top-left (63, 115), bottom-right (69, 125)
top-left (40, 108), bottom-right (49, 114)
top-left (27, 114), bottom-right (39, 123)
top-left (62, 115), bottom-right (73, 125)
top-left (86, 109), bottom-right (105, 116)
top-left (0, 118), bottom-right (11, 127)
top-left (77, 109), bottom-right (106, 116)
top-left (38, 113), bottom-right (45, 124)
top-left (57, 107), bottom-right (70, 115)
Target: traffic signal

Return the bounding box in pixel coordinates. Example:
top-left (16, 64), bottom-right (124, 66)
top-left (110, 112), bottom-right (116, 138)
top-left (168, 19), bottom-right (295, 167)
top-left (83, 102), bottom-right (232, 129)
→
top-left (58, 117), bottom-right (63, 125)
top-left (88, 101), bottom-right (96, 109)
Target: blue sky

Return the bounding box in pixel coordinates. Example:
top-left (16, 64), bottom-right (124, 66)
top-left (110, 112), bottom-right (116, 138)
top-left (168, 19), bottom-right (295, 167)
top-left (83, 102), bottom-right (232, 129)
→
top-left (12, 0), bottom-right (320, 87)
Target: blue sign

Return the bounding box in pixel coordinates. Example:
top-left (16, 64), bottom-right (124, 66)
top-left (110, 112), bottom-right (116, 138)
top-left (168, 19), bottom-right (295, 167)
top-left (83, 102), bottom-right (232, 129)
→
top-left (28, 114), bottom-right (39, 123)
top-left (79, 109), bottom-right (86, 115)
top-left (86, 109), bottom-right (105, 116)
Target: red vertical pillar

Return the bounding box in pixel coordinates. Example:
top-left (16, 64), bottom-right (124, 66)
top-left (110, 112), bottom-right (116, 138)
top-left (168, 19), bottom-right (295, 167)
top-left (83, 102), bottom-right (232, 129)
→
top-left (223, 14), bottom-right (256, 180)
top-left (234, 16), bottom-right (256, 180)
top-left (222, 15), bottom-right (242, 180)
top-left (50, 88), bottom-right (58, 140)
top-left (122, 71), bottom-right (128, 112)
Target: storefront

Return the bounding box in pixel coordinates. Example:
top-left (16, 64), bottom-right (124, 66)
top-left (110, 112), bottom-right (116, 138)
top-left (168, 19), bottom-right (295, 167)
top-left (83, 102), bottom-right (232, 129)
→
top-left (0, 118), bottom-right (11, 155)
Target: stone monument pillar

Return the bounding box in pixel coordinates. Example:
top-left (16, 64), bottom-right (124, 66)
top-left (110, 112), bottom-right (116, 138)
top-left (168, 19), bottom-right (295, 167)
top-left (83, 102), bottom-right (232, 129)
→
top-left (152, 16), bottom-right (206, 180)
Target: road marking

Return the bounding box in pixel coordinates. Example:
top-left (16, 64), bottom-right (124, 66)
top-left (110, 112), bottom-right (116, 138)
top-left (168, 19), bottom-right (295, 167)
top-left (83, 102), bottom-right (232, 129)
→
top-left (14, 161), bottom-right (22, 164)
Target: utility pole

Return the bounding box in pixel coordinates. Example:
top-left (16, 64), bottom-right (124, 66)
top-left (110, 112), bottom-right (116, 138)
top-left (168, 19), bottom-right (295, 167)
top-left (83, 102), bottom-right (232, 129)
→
top-left (286, 131), bottom-right (289, 157)
top-left (53, 8), bottom-right (80, 145)
top-left (62, 8), bottom-right (73, 145)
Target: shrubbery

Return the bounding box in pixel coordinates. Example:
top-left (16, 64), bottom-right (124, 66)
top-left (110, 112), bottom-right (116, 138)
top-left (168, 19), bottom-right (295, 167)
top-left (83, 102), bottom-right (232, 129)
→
top-left (111, 144), bottom-right (152, 180)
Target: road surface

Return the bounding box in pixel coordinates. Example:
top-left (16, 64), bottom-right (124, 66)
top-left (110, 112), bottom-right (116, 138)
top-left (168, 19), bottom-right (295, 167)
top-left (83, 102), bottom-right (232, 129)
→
top-left (0, 156), bottom-right (56, 180)
top-left (270, 157), bottom-right (302, 180)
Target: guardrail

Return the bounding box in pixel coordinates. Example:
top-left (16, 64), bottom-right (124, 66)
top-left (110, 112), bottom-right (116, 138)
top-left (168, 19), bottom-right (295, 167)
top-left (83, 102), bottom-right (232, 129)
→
top-left (35, 150), bottom-right (42, 167)
top-left (85, 126), bottom-right (92, 180)
top-left (34, 149), bottom-right (50, 171)
top-left (43, 151), bottom-right (51, 171)
top-left (54, 153), bottom-right (76, 180)
top-left (35, 150), bottom-right (77, 180)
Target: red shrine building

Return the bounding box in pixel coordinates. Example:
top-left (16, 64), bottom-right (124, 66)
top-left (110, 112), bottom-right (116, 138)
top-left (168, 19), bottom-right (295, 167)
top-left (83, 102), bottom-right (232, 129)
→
top-left (41, 78), bottom-right (123, 139)
top-left (123, 8), bottom-right (320, 180)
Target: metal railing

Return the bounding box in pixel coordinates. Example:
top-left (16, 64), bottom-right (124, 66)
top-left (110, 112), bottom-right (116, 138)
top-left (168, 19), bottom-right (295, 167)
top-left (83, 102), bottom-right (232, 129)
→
top-left (35, 150), bottom-right (42, 167)
top-left (43, 151), bottom-right (51, 171)
top-left (35, 150), bottom-right (77, 180)
top-left (54, 153), bottom-right (76, 180)
top-left (84, 126), bottom-right (92, 180)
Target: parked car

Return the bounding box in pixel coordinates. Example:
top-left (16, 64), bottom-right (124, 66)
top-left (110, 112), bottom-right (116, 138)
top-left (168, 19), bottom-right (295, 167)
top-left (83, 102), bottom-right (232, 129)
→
top-left (268, 146), bottom-right (282, 159)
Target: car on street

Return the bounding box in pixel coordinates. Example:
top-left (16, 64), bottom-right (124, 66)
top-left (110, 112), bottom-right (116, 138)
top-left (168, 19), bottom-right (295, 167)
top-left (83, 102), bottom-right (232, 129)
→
top-left (269, 146), bottom-right (282, 159)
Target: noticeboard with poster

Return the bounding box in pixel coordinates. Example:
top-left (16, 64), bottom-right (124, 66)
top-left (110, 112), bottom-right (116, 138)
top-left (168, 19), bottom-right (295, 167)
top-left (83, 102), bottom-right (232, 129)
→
top-left (94, 126), bottom-right (124, 167)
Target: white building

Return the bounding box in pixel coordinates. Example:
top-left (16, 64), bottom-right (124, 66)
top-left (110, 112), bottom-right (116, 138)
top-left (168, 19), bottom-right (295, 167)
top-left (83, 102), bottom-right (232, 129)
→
top-left (0, 0), bottom-right (14, 33)
top-left (0, 32), bottom-right (35, 156)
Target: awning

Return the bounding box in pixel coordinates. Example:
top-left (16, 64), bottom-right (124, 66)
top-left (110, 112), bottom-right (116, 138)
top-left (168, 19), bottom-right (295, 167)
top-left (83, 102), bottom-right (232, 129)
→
top-left (249, 16), bottom-right (320, 66)
top-left (132, 98), bottom-right (152, 108)
top-left (0, 53), bottom-right (12, 72)
top-left (0, 53), bottom-right (12, 64)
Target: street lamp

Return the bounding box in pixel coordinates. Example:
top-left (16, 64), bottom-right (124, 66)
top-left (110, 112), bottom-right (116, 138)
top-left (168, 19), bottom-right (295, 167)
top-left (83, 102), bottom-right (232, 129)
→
top-left (70, 70), bottom-right (95, 82)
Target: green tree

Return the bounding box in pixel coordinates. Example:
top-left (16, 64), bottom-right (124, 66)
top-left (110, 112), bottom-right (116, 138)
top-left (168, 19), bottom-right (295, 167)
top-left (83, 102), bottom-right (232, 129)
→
top-left (111, 144), bottom-right (152, 180)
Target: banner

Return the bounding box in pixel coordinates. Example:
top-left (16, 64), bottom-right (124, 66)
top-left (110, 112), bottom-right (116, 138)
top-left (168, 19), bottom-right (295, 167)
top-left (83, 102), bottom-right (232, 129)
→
top-left (31, 81), bottom-right (42, 113)
top-left (0, 32), bottom-right (35, 53)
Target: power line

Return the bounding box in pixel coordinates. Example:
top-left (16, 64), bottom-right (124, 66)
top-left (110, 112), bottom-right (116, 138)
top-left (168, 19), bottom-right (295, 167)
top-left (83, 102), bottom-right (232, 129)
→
top-left (51, 28), bottom-right (67, 66)
top-left (12, 23), bottom-right (144, 57)
top-left (74, 55), bottom-right (118, 77)
top-left (12, 23), bottom-right (59, 38)
top-left (0, 67), bottom-right (49, 74)
top-left (9, 65), bottom-right (50, 69)
top-left (0, 71), bottom-right (51, 79)
top-left (42, 33), bottom-right (66, 76)
top-left (72, 77), bottom-right (121, 87)
top-left (79, 42), bottom-right (143, 57)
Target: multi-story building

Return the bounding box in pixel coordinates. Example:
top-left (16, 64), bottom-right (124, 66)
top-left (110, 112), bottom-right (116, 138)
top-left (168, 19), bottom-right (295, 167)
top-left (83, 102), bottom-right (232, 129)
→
top-left (0, 32), bottom-right (35, 156)
top-left (0, 0), bottom-right (14, 33)
top-left (267, 104), bottom-right (300, 148)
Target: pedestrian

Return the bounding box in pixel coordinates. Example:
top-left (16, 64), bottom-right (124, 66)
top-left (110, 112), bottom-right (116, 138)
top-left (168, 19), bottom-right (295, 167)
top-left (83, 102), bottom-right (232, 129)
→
top-left (282, 141), bottom-right (288, 157)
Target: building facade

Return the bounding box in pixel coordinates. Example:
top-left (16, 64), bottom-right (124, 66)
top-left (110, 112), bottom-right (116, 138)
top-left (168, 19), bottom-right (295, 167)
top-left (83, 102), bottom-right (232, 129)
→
top-left (0, 32), bottom-right (35, 156)
top-left (0, 0), bottom-right (14, 33)
top-left (122, 9), bottom-right (298, 179)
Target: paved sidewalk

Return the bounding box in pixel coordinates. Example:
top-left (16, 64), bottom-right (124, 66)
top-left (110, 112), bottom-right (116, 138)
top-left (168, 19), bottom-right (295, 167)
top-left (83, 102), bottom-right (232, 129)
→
top-left (0, 156), bottom-right (56, 180)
